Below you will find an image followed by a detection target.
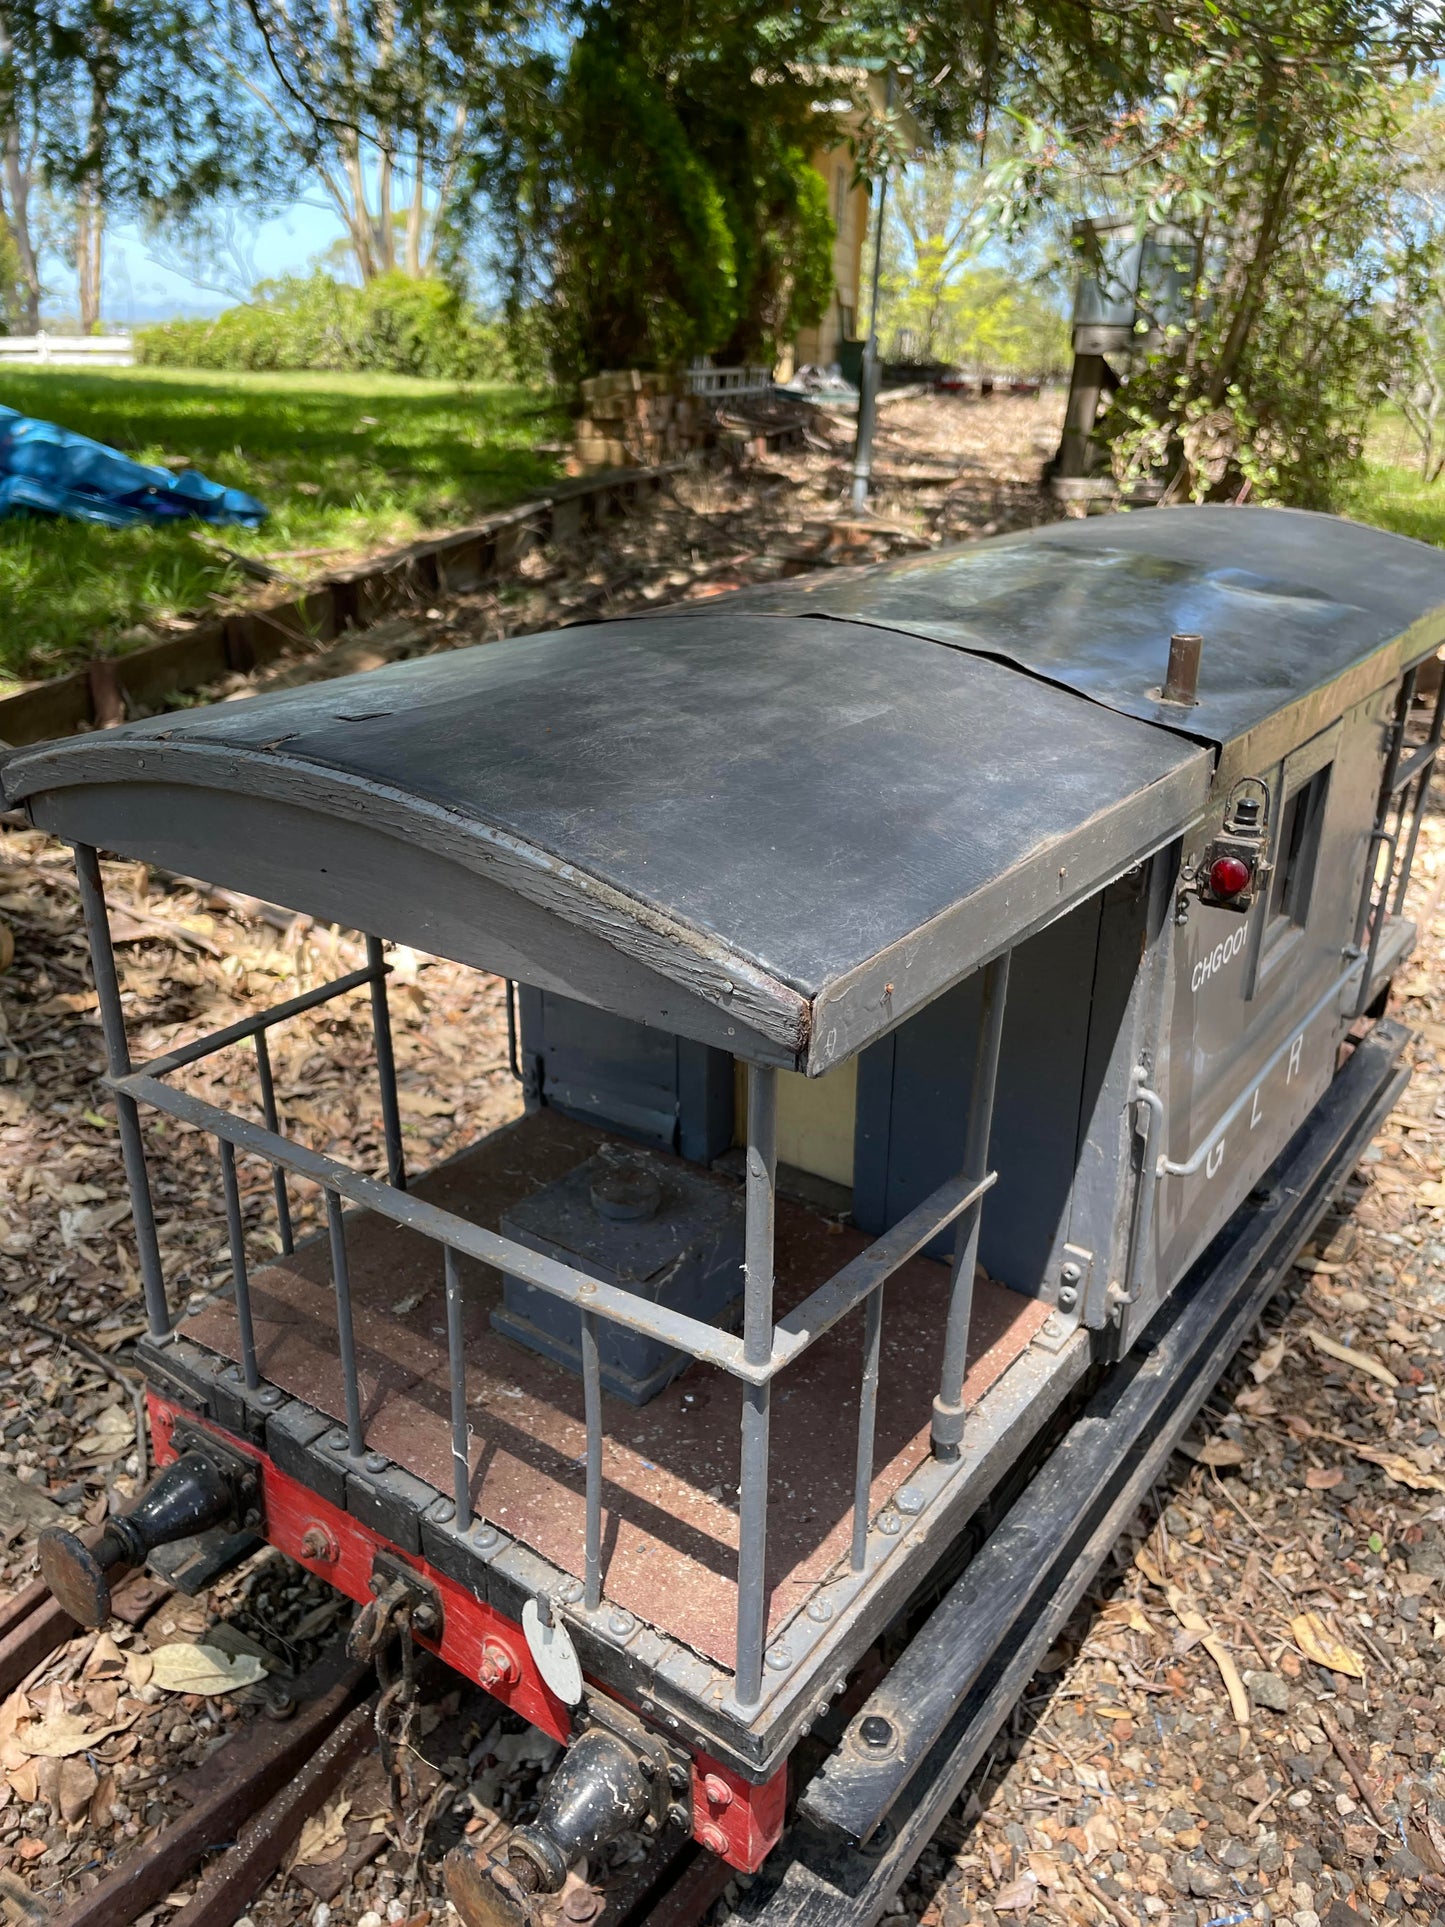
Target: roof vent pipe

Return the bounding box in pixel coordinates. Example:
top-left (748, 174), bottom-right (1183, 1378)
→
top-left (1161, 632), bottom-right (1203, 706)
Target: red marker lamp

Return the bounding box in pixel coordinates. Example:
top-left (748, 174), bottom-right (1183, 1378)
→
top-left (1209, 854), bottom-right (1252, 899)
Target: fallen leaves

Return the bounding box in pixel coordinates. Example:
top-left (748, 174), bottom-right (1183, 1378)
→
top-left (1303, 1327), bottom-right (1399, 1387)
top-left (148, 1640), bottom-right (269, 1695)
top-left (294, 1794), bottom-right (353, 1869)
top-left (1164, 1587), bottom-right (1251, 1728)
top-left (1291, 1610), bottom-right (1367, 1679)
top-left (9, 1703), bottom-right (138, 1759)
top-left (1352, 1445), bottom-right (1445, 1491)
top-left (1250, 1333), bottom-right (1288, 1382)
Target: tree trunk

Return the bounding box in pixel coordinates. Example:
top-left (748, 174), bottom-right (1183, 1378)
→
top-left (405, 139), bottom-right (425, 279)
top-left (0, 18), bottom-right (38, 330)
top-left (76, 187), bottom-right (103, 331)
top-left (1205, 131), bottom-right (1304, 407)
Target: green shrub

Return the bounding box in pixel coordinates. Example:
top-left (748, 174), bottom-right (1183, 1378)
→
top-left (137, 271), bottom-right (513, 380)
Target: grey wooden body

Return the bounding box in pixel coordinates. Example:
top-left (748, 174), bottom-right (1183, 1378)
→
top-left (6, 503), bottom-right (1444, 1753)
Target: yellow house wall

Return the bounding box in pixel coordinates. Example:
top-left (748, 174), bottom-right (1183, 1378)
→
top-left (788, 142), bottom-right (869, 372)
top-left (732, 1057), bottom-right (858, 1190)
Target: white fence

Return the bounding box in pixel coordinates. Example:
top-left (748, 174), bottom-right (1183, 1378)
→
top-left (0, 333), bottom-right (134, 367)
top-left (686, 362), bottom-right (774, 401)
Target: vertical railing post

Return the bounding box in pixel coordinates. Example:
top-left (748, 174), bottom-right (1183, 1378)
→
top-left (851, 1284), bottom-right (885, 1571)
top-left (932, 951), bottom-right (1012, 1462)
top-left (366, 935), bottom-right (406, 1191)
top-left (253, 1030), bottom-right (294, 1254)
top-left (580, 1310), bottom-right (604, 1611)
top-left (734, 1063), bottom-right (777, 1709)
top-left (443, 1248), bottom-right (470, 1523)
top-left (1393, 678), bottom-right (1445, 916)
top-left (326, 1190), bottom-right (365, 1459)
top-left (219, 1139), bottom-right (259, 1390)
top-left (73, 842), bottom-right (170, 1340)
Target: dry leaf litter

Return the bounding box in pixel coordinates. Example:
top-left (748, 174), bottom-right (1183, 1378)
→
top-left (1, 395), bottom-right (1441, 1927)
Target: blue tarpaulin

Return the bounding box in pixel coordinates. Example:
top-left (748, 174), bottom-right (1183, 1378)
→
top-left (0, 405), bottom-right (267, 528)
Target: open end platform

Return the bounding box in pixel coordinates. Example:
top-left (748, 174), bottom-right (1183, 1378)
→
top-left (182, 1111), bottom-right (1050, 1667)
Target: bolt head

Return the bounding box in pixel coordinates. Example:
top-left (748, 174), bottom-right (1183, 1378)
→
top-left (667, 1803), bottom-right (691, 1831)
top-left (364, 1451), bottom-right (388, 1474)
top-left (607, 1610), bottom-right (635, 1638)
top-left (859, 1715), bottom-right (894, 1751)
top-left (1060, 1261), bottom-right (1082, 1286)
top-left (702, 1774), bottom-right (733, 1808)
top-left (698, 1822), bottom-right (730, 1855)
top-left (326, 1430), bottom-right (348, 1451)
top-left (428, 1497), bottom-right (455, 1524)
top-left (1057, 1285), bottom-right (1078, 1311)
top-left (258, 1387), bottom-right (283, 1408)
top-left (806, 1597), bottom-right (833, 1623)
top-left (877, 1510), bottom-right (903, 1536)
top-left (895, 1486), bottom-right (925, 1516)
top-left (765, 1643), bottom-right (792, 1672)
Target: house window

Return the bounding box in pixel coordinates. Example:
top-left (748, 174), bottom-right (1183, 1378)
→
top-left (1267, 763), bottom-right (1331, 931)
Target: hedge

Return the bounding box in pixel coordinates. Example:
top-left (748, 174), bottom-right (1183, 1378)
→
top-left (136, 271), bottom-right (513, 382)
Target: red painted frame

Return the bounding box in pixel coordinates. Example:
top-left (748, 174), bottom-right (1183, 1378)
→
top-left (148, 1393), bottom-right (787, 1872)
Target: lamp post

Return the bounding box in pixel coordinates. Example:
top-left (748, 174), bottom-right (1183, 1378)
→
top-left (850, 68), bottom-right (897, 513)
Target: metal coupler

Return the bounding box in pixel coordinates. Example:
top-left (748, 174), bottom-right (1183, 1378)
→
top-left (444, 1709), bottom-right (682, 1927)
top-left (38, 1439), bottom-right (258, 1626)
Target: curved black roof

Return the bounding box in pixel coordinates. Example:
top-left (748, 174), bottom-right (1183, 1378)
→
top-left (689, 505), bottom-right (1445, 749)
top-left (5, 506), bottom-right (1440, 1070)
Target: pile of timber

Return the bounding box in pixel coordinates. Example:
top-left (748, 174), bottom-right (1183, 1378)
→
top-left (574, 370), bottom-right (713, 471)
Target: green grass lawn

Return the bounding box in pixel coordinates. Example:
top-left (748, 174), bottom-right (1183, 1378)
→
top-left (0, 366), bottom-right (564, 685)
top-left (1341, 411), bottom-right (1445, 549)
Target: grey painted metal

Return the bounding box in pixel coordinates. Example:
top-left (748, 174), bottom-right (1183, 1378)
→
top-left (852, 898), bottom-right (1104, 1288)
top-left (324, 1189), bottom-right (365, 1459)
top-left (1391, 682), bottom-right (1445, 916)
top-left (366, 936), bottom-right (407, 1191)
top-left (218, 1139), bottom-right (259, 1390)
top-left (252, 1030), bottom-right (294, 1255)
top-left (736, 1066), bottom-right (778, 1710)
top-left (774, 1170), bottom-right (997, 1354)
top-left (851, 1287), bottom-right (884, 1572)
top-left (5, 610), bottom-right (1208, 1075)
top-left (581, 1309), bottom-right (604, 1612)
top-left (72, 843), bottom-right (170, 1339)
top-left (494, 1144), bottom-right (744, 1404)
top-left (931, 953), bottom-right (1011, 1459)
top-left (681, 507), bottom-right (1445, 751)
top-left (1158, 959), bottom-right (1363, 1178)
top-left (443, 1247), bottom-right (470, 1523)
top-left (116, 1071), bottom-right (766, 1379)
top-left (761, 1025), bottom-right (1410, 1921)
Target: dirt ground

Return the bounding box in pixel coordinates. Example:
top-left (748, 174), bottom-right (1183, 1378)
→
top-left (3, 392), bottom-right (1445, 1927)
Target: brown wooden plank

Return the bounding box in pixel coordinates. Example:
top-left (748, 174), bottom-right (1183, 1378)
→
top-left (0, 1596), bottom-right (79, 1696)
top-left (0, 1576), bottom-right (49, 1641)
top-left (0, 668), bottom-right (92, 746)
top-left (167, 1702), bottom-right (376, 1927)
top-left (49, 1648), bottom-right (372, 1927)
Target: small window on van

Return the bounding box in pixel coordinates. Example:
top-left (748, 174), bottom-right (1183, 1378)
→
top-left (1267, 763), bottom-right (1331, 930)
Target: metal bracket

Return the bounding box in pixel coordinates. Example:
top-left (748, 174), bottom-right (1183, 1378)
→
top-left (582, 1692), bottom-right (688, 1839)
top-left (350, 1549), bottom-right (443, 1661)
top-left (169, 1418), bottom-right (265, 1531)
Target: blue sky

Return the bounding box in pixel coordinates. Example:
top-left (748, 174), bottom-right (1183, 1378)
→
top-left (46, 200), bottom-right (349, 326)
